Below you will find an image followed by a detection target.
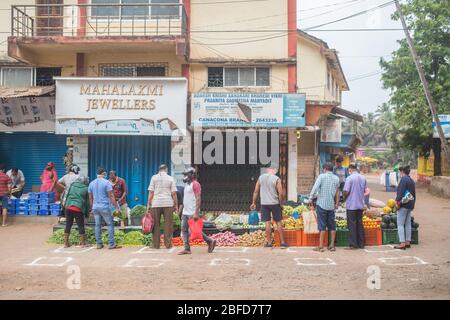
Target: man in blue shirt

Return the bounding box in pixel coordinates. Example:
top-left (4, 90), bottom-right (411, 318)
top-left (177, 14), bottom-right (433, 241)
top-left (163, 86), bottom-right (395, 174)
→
top-left (309, 162), bottom-right (340, 252)
top-left (333, 156), bottom-right (349, 203)
top-left (88, 167), bottom-right (121, 250)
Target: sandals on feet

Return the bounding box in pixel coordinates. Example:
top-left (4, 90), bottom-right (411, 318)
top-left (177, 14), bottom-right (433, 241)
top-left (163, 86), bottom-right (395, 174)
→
top-left (328, 246), bottom-right (336, 252)
top-left (313, 247), bottom-right (325, 252)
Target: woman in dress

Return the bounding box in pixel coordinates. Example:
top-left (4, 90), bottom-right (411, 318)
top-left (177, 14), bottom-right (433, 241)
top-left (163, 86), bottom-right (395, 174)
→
top-left (40, 162), bottom-right (58, 193)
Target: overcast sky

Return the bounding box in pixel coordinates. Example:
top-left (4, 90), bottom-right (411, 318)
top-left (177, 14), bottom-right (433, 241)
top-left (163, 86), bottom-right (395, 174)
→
top-left (298, 0), bottom-right (405, 114)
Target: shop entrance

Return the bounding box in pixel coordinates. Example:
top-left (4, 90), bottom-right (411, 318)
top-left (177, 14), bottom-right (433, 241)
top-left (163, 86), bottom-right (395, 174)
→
top-left (198, 131), bottom-right (287, 213)
top-left (88, 136), bottom-right (171, 208)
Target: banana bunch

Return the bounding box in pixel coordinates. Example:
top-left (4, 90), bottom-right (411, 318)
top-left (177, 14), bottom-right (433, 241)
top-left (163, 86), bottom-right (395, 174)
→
top-left (336, 218), bottom-right (347, 230)
top-left (282, 217), bottom-right (303, 230)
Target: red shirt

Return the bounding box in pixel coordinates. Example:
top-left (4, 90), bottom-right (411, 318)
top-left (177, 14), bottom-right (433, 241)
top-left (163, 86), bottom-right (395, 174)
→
top-left (111, 177), bottom-right (127, 206)
top-left (0, 172), bottom-right (11, 197)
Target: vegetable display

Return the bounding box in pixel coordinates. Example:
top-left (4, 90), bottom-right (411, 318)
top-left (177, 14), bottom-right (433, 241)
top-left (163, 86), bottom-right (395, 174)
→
top-left (282, 217), bottom-right (303, 230)
top-left (101, 230), bottom-right (126, 245)
top-left (210, 231), bottom-right (239, 246)
top-left (282, 204), bottom-right (309, 217)
top-left (214, 213), bottom-right (233, 231)
top-left (237, 230), bottom-right (267, 247)
top-left (130, 205), bottom-right (147, 217)
top-left (123, 231), bottom-right (145, 245)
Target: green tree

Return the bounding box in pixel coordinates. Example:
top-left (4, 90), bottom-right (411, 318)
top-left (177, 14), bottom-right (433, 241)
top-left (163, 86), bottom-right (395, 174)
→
top-left (380, 0), bottom-right (450, 157)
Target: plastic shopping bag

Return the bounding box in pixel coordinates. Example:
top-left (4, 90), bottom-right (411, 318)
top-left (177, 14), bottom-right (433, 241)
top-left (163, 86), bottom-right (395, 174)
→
top-left (248, 210), bottom-right (260, 225)
top-left (188, 218), bottom-right (204, 241)
top-left (141, 212), bottom-right (154, 235)
top-left (303, 210), bottom-right (319, 234)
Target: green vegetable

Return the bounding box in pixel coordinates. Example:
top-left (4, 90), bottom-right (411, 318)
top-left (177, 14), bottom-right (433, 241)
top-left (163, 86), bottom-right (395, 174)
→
top-left (130, 205), bottom-right (147, 217)
top-left (47, 228), bottom-right (96, 245)
top-left (143, 234), bottom-right (153, 246)
top-left (101, 230), bottom-right (125, 245)
top-left (123, 231), bottom-right (145, 245)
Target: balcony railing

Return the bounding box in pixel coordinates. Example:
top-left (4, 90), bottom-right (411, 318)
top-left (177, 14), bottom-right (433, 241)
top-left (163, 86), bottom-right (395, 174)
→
top-left (11, 3), bottom-right (187, 38)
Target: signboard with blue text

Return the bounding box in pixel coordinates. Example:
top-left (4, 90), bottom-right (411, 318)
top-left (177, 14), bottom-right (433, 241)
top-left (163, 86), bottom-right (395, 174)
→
top-left (432, 115), bottom-right (450, 138)
top-left (191, 92), bottom-right (306, 127)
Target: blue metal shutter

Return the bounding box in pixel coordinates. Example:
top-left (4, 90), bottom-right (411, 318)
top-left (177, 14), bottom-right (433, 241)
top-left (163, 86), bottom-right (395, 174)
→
top-left (0, 132), bottom-right (68, 193)
top-left (88, 136), bottom-right (171, 208)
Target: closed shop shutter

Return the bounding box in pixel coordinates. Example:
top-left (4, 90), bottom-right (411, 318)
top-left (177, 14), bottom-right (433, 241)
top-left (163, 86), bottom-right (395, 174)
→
top-left (0, 132), bottom-right (68, 192)
top-left (88, 136), bottom-right (171, 208)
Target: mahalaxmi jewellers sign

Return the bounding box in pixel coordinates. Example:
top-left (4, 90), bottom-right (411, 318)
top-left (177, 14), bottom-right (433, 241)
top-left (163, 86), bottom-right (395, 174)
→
top-left (55, 77), bottom-right (187, 135)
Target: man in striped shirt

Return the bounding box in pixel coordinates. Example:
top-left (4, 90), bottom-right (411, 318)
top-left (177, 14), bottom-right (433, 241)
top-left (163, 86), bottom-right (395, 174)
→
top-left (0, 164), bottom-right (12, 227)
top-left (308, 162), bottom-right (340, 252)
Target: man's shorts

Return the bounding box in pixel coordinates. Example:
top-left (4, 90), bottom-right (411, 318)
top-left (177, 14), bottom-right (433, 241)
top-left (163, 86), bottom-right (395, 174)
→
top-left (315, 205), bottom-right (336, 231)
top-left (260, 204), bottom-right (282, 222)
top-left (0, 195), bottom-right (9, 209)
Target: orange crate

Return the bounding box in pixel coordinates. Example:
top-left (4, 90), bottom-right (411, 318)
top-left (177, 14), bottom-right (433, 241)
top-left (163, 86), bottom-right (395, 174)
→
top-left (274, 229), bottom-right (302, 246)
top-left (301, 231), bottom-right (329, 247)
top-left (364, 228), bottom-right (382, 246)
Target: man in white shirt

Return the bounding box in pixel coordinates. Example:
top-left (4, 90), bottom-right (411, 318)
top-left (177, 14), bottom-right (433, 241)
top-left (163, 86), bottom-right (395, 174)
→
top-left (7, 168), bottom-right (25, 198)
top-left (147, 164), bottom-right (178, 249)
top-left (178, 167), bottom-right (216, 255)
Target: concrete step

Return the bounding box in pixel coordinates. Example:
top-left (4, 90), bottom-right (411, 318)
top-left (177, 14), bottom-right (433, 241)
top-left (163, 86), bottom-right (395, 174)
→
top-left (8, 215), bottom-right (59, 225)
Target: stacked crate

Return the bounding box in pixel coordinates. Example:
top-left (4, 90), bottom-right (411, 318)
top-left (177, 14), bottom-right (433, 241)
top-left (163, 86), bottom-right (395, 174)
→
top-left (7, 192), bottom-right (61, 216)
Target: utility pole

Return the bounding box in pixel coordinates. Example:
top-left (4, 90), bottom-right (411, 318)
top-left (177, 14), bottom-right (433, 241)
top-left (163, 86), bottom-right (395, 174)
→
top-left (395, 0), bottom-right (450, 166)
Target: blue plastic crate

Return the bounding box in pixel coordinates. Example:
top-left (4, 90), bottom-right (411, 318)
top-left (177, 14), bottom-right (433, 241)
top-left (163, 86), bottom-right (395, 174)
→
top-left (29, 210), bottom-right (38, 216)
top-left (17, 206), bottom-right (28, 211)
top-left (38, 209), bottom-right (49, 216)
top-left (27, 199), bottom-right (38, 204)
top-left (49, 210), bottom-right (61, 216)
top-left (38, 199), bottom-right (49, 205)
top-left (39, 204), bottom-right (49, 210)
top-left (28, 193), bottom-right (38, 200)
top-left (47, 192), bottom-right (55, 199)
top-left (8, 209), bottom-right (15, 215)
top-left (29, 204), bottom-right (39, 211)
top-left (10, 198), bottom-right (20, 204)
top-left (49, 204), bottom-right (61, 210)
top-left (16, 211), bottom-right (28, 216)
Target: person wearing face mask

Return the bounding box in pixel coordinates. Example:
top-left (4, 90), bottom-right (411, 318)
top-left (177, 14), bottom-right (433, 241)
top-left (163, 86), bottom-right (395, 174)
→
top-left (88, 167), bottom-right (121, 250)
top-left (394, 165), bottom-right (416, 250)
top-left (178, 167), bottom-right (216, 255)
top-left (251, 165), bottom-right (288, 248)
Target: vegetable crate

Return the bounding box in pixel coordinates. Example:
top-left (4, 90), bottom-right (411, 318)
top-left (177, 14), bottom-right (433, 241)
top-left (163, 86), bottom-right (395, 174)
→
top-left (364, 228), bottom-right (382, 246)
top-left (274, 229), bottom-right (302, 247)
top-left (302, 231), bottom-right (328, 247)
top-left (330, 229), bottom-right (349, 247)
top-left (382, 229), bottom-right (418, 245)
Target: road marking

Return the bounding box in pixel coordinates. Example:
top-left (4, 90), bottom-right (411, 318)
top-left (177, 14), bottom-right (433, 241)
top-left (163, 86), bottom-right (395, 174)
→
top-left (294, 257), bottom-right (337, 266)
top-left (25, 257), bottom-right (73, 267)
top-left (209, 258), bottom-right (251, 266)
top-left (132, 247), bottom-right (176, 254)
top-left (122, 258), bottom-right (171, 268)
top-left (53, 246), bottom-right (95, 254)
top-left (213, 247), bottom-right (249, 253)
top-left (287, 247), bottom-right (321, 254)
top-left (378, 256), bottom-right (428, 266)
top-left (364, 245), bottom-right (402, 253)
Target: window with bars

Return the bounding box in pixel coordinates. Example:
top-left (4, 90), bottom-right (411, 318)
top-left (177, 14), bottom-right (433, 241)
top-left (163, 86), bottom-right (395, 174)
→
top-left (35, 67), bottom-right (61, 86)
top-left (99, 63), bottom-right (167, 77)
top-left (91, 0), bottom-right (180, 19)
top-left (208, 67), bottom-right (271, 87)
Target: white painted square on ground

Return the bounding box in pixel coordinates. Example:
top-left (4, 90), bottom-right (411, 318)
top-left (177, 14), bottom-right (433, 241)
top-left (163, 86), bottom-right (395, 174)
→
top-left (25, 256), bottom-right (73, 267)
top-left (294, 257), bottom-right (336, 266)
top-left (53, 246), bottom-right (95, 254)
top-left (378, 256), bottom-right (428, 266)
top-left (209, 258), bottom-right (251, 266)
top-left (213, 247), bottom-right (249, 253)
top-left (364, 245), bottom-right (402, 253)
top-left (287, 247), bottom-right (321, 254)
top-left (132, 247), bottom-right (176, 254)
top-left (122, 258), bottom-right (171, 268)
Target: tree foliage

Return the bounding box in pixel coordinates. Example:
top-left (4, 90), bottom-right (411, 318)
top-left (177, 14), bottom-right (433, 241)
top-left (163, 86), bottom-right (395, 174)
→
top-left (380, 0), bottom-right (450, 155)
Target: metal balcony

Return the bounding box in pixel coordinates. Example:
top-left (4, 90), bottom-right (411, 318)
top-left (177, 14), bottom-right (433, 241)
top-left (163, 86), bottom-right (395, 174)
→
top-left (11, 2), bottom-right (187, 38)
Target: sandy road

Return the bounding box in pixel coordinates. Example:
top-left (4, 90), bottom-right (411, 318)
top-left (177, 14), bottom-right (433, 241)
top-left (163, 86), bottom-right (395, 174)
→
top-left (0, 177), bottom-right (449, 299)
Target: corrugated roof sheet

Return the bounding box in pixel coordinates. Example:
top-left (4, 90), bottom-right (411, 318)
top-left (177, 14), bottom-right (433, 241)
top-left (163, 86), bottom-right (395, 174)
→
top-left (0, 85), bottom-right (55, 98)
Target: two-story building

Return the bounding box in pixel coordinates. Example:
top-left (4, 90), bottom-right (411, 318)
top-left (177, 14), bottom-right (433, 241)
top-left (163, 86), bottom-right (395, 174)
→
top-left (1, 0), bottom-right (355, 211)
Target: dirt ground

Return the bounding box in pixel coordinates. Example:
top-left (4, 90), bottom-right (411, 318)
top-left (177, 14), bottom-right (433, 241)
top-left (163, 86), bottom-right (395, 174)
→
top-left (0, 175), bottom-right (449, 300)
